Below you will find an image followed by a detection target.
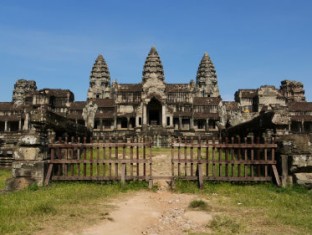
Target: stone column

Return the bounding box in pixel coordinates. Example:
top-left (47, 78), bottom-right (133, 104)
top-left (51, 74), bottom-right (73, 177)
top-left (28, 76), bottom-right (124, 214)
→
top-left (143, 104), bottom-right (147, 125)
top-left (23, 113), bottom-right (30, 131)
top-left (170, 116), bottom-right (173, 128)
top-left (190, 117), bottom-right (194, 130)
top-left (179, 117), bottom-right (182, 130)
top-left (114, 116), bottom-right (117, 130)
top-left (162, 105), bottom-right (166, 127)
top-left (205, 118), bottom-right (209, 132)
top-left (18, 119), bottom-right (22, 131)
top-left (4, 120), bottom-right (8, 132)
top-left (127, 117), bottom-right (130, 130)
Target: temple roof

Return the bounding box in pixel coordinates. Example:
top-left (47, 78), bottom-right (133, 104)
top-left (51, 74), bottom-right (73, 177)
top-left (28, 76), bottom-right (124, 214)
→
top-left (288, 102), bottom-right (312, 112)
top-left (291, 115), bottom-right (312, 122)
top-left (193, 97), bottom-right (221, 106)
top-left (94, 99), bottom-right (115, 107)
top-left (0, 102), bottom-right (14, 111)
top-left (166, 84), bottom-right (190, 92)
top-left (118, 84), bottom-right (142, 92)
top-left (142, 47), bottom-right (164, 82)
top-left (70, 101), bottom-right (87, 110)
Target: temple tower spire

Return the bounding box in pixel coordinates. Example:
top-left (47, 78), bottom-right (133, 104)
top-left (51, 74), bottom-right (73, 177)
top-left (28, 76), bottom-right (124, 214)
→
top-left (142, 47), bottom-right (165, 83)
top-left (87, 54), bottom-right (111, 100)
top-left (196, 52), bottom-right (220, 97)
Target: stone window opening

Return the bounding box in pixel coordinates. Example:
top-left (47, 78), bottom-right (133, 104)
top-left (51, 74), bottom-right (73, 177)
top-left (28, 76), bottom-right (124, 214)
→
top-left (0, 121), bottom-right (4, 132)
top-left (121, 118), bottom-right (128, 129)
top-left (9, 121), bottom-right (19, 132)
top-left (167, 116), bottom-right (170, 126)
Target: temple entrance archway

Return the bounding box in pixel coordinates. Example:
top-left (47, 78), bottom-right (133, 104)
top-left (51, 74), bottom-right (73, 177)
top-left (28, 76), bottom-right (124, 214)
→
top-left (147, 97), bottom-right (162, 125)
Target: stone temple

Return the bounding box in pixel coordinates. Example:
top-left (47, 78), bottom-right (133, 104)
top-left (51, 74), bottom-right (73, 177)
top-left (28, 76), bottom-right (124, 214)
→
top-left (0, 47), bottom-right (312, 150)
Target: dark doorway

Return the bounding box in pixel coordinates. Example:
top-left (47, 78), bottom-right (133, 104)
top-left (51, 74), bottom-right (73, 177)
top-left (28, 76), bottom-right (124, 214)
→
top-left (147, 97), bottom-right (162, 125)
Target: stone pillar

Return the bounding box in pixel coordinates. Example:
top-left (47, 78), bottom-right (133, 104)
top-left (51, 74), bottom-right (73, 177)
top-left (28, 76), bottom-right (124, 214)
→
top-left (127, 117), bottom-right (130, 130)
top-left (143, 104), bottom-right (147, 125)
top-left (179, 117), bottom-right (182, 130)
top-left (162, 105), bottom-right (166, 127)
top-left (6, 131), bottom-right (48, 190)
top-left (4, 121), bottom-right (8, 132)
top-left (190, 117), bottom-right (194, 130)
top-left (170, 116), bottom-right (173, 128)
top-left (136, 116), bottom-right (139, 127)
top-left (18, 119), bottom-right (22, 131)
top-left (23, 113), bottom-right (30, 131)
top-left (205, 118), bottom-right (209, 131)
top-left (114, 116), bottom-right (117, 130)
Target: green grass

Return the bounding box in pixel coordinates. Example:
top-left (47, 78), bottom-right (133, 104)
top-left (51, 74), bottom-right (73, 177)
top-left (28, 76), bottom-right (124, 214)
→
top-left (189, 199), bottom-right (209, 211)
top-left (210, 215), bottom-right (243, 234)
top-left (175, 181), bottom-right (312, 234)
top-left (0, 168), bottom-right (11, 190)
top-left (0, 170), bottom-right (148, 235)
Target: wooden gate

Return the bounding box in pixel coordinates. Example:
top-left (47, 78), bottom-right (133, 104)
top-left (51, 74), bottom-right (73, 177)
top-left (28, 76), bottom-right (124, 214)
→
top-left (171, 136), bottom-right (281, 188)
top-left (44, 137), bottom-right (153, 186)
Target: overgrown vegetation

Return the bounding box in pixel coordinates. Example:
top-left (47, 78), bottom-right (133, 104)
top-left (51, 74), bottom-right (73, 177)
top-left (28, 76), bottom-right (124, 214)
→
top-left (0, 169), bottom-right (148, 235)
top-left (188, 199), bottom-right (209, 211)
top-left (175, 181), bottom-right (312, 234)
top-left (0, 168), bottom-right (10, 189)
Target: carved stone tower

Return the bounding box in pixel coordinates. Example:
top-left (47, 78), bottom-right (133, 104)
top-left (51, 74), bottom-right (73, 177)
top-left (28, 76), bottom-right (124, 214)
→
top-left (87, 54), bottom-right (111, 100)
top-left (280, 80), bottom-right (306, 102)
top-left (196, 53), bottom-right (220, 97)
top-left (142, 47), bottom-right (165, 83)
top-left (12, 79), bottom-right (37, 106)
top-left (142, 47), bottom-right (167, 126)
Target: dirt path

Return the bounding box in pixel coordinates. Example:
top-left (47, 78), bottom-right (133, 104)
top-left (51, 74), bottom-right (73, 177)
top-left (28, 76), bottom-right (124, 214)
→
top-left (59, 154), bottom-right (213, 235)
top-left (78, 190), bottom-right (212, 235)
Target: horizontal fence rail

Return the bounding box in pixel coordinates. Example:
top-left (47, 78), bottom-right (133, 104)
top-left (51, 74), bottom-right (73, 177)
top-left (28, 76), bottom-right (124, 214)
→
top-left (44, 137), bottom-right (153, 186)
top-left (171, 136), bottom-right (280, 188)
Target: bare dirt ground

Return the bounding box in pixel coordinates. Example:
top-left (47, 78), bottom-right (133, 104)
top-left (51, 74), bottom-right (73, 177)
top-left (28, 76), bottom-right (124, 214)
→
top-left (60, 154), bottom-right (213, 235)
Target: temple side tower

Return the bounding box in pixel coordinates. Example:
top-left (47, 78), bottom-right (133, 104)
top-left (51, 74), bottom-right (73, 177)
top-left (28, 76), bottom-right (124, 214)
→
top-left (12, 79), bottom-right (37, 106)
top-left (280, 80), bottom-right (306, 102)
top-left (87, 54), bottom-right (111, 100)
top-left (196, 53), bottom-right (220, 97)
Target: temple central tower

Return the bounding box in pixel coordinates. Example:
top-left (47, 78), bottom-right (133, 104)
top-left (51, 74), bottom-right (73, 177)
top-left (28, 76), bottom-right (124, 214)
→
top-left (196, 52), bottom-right (220, 97)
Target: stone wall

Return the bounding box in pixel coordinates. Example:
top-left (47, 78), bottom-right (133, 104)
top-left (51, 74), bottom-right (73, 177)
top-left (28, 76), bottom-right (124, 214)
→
top-left (277, 134), bottom-right (312, 188)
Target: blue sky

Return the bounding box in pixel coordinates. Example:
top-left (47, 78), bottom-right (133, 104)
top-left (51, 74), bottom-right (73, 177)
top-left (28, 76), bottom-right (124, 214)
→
top-left (0, 0), bottom-right (311, 102)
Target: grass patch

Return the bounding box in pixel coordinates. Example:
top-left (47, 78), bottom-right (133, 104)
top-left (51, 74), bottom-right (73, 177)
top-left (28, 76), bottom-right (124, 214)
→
top-left (0, 168), bottom-right (11, 190)
top-left (210, 215), bottom-right (242, 234)
top-left (0, 179), bottom-right (148, 234)
top-left (175, 181), bottom-right (312, 234)
top-left (189, 199), bottom-right (209, 211)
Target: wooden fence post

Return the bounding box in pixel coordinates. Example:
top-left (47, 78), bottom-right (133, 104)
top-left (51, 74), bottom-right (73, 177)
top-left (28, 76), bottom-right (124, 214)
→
top-left (121, 163), bottom-right (126, 185)
top-left (198, 163), bottom-right (203, 189)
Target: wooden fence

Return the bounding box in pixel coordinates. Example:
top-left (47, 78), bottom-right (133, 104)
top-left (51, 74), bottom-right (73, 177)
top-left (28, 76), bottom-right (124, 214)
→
top-left (171, 136), bottom-right (281, 188)
top-left (44, 137), bottom-right (153, 186)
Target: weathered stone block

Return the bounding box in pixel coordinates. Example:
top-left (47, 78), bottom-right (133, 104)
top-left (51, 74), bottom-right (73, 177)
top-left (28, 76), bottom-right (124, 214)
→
top-left (19, 134), bottom-right (41, 146)
top-left (14, 147), bottom-right (40, 160)
top-left (290, 154), bottom-right (312, 173)
top-left (294, 173), bottom-right (312, 189)
top-left (12, 161), bottom-right (45, 186)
